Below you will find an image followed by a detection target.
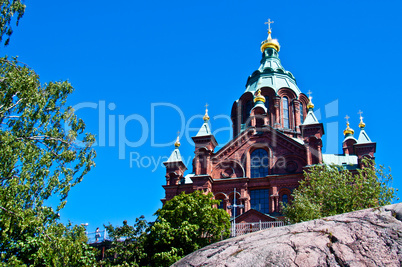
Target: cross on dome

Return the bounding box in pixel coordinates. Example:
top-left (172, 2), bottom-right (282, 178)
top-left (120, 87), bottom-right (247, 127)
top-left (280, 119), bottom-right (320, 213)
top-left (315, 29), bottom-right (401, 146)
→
top-left (264, 19), bottom-right (274, 32)
top-left (358, 110), bottom-right (366, 128)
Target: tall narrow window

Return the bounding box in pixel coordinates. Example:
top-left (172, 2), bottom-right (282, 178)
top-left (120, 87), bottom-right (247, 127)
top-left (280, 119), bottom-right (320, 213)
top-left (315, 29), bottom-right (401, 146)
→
top-left (299, 102), bottom-right (304, 124)
top-left (242, 100), bottom-right (252, 124)
top-left (282, 194), bottom-right (288, 205)
top-left (250, 189), bottom-right (270, 214)
top-left (264, 96), bottom-right (269, 113)
top-left (250, 149), bottom-right (269, 178)
top-left (283, 97), bottom-right (289, 128)
top-left (217, 199), bottom-right (224, 209)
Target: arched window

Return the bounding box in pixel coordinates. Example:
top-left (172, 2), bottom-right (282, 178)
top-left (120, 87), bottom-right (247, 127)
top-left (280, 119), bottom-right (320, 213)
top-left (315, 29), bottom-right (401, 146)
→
top-left (282, 194), bottom-right (288, 205)
top-left (283, 97), bottom-right (289, 128)
top-left (299, 102), bottom-right (304, 124)
top-left (250, 149), bottom-right (269, 178)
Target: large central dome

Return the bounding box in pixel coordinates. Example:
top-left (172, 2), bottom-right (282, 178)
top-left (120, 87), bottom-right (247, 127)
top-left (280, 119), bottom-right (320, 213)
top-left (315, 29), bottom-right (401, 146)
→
top-left (245, 46), bottom-right (300, 95)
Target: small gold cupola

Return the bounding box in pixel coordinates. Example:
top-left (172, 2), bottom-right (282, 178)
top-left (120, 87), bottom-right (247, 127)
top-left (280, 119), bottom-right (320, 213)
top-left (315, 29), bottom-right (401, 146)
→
top-left (203, 103), bottom-right (210, 122)
top-left (260, 19), bottom-right (281, 52)
top-left (343, 115), bottom-right (355, 136)
top-left (307, 90), bottom-right (315, 110)
top-left (358, 110), bottom-right (366, 129)
top-left (254, 89), bottom-right (266, 103)
top-left (174, 132), bottom-right (181, 148)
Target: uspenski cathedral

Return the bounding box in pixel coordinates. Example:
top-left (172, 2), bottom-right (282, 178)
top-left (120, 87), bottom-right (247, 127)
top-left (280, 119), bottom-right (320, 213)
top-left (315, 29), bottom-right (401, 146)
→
top-left (161, 20), bottom-right (376, 223)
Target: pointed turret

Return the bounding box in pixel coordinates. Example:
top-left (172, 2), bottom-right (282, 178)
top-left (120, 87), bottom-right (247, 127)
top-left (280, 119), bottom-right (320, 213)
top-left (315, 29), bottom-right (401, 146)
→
top-left (302, 95), bottom-right (319, 125)
top-left (342, 115), bottom-right (357, 155)
top-left (163, 134), bottom-right (187, 186)
top-left (354, 111), bottom-right (376, 166)
top-left (299, 93), bottom-right (324, 165)
top-left (356, 112), bottom-right (371, 144)
top-left (192, 105), bottom-right (218, 176)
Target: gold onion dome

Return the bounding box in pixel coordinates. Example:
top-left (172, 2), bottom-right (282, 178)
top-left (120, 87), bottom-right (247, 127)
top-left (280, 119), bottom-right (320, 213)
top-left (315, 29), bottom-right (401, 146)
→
top-left (307, 96), bottom-right (314, 110)
top-left (358, 111), bottom-right (366, 129)
top-left (261, 30), bottom-right (281, 52)
top-left (260, 19), bottom-right (280, 52)
top-left (254, 89), bottom-right (266, 103)
top-left (343, 122), bottom-right (354, 136)
top-left (359, 118), bottom-right (366, 129)
top-left (203, 105), bottom-right (210, 122)
top-left (174, 135), bottom-right (181, 148)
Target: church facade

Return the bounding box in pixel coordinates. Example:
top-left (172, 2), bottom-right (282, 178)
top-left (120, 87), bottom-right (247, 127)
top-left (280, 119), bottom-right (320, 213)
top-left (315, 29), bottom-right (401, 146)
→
top-left (162, 22), bottom-right (376, 222)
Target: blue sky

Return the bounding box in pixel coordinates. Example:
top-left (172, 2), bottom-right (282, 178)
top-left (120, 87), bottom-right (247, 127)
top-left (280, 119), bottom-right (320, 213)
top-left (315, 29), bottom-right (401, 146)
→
top-left (2, 0), bottom-right (402, 232)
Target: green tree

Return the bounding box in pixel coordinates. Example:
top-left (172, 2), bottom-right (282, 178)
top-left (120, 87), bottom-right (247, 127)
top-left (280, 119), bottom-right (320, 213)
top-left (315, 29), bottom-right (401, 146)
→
top-left (0, 0), bottom-right (25, 46)
top-left (147, 191), bottom-right (231, 267)
top-left (0, 3), bottom-right (97, 265)
top-left (101, 217), bottom-right (148, 267)
top-left (0, 56), bottom-right (97, 265)
top-left (283, 159), bottom-right (397, 223)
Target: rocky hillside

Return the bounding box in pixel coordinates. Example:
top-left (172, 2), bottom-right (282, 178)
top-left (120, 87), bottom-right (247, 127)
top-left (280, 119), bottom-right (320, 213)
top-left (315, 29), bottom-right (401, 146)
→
top-left (173, 203), bottom-right (402, 266)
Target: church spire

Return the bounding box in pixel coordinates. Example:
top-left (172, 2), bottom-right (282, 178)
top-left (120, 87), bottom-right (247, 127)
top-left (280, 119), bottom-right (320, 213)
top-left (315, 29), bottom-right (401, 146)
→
top-left (358, 110), bottom-right (366, 129)
top-left (356, 110), bottom-right (372, 144)
top-left (306, 90), bottom-right (315, 111)
top-left (302, 91), bottom-right (319, 125)
top-left (260, 19), bottom-right (280, 52)
top-left (203, 103), bottom-right (210, 122)
top-left (196, 104), bottom-right (212, 137)
top-left (343, 115), bottom-right (355, 137)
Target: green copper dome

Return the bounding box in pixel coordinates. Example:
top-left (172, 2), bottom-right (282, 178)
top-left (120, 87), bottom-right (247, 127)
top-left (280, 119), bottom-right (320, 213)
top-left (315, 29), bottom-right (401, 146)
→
top-left (245, 47), bottom-right (301, 95)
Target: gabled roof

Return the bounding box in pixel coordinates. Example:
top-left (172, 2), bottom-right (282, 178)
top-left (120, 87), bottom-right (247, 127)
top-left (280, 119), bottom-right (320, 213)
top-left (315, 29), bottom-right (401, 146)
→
top-left (196, 122), bottom-right (212, 137)
top-left (234, 209), bottom-right (277, 223)
top-left (357, 129), bottom-right (372, 144)
top-left (302, 109), bottom-right (319, 125)
top-left (166, 148), bottom-right (183, 163)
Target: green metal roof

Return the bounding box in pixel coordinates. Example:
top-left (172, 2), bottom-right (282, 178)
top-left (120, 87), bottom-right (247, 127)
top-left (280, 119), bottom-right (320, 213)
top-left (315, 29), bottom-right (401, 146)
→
top-left (245, 47), bottom-right (301, 95)
top-left (357, 129), bottom-right (372, 144)
top-left (302, 109), bottom-right (319, 125)
top-left (196, 121), bottom-right (212, 137)
top-left (166, 148), bottom-right (183, 163)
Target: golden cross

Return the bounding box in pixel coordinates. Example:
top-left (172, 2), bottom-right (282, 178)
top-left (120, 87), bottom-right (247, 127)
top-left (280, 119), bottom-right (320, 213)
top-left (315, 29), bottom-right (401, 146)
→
top-left (307, 90), bottom-right (312, 98)
top-left (205, 103), bottom-right (209, 109)
top-left (177, 131), bottom-right (180, 136)
top-left (265, 19), bottom-right (274, 32)
top-left (344, 115), bottom-right (350, 123)
top-left (358, 110), bottom-right (363, 118)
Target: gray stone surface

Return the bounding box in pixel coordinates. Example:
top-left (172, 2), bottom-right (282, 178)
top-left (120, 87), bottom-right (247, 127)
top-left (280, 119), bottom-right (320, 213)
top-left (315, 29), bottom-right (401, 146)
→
top-left (173, 204), bottom-right (402, 267)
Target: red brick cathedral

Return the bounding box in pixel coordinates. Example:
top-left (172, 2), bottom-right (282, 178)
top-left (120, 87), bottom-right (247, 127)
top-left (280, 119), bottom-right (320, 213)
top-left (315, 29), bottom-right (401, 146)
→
top-left (162, 22), bottom-right (376, 222)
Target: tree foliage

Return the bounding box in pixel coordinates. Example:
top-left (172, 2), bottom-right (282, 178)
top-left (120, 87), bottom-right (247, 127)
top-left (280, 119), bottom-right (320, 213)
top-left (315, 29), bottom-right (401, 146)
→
top-left (147, 191), bottom-right (231, 266)
top-left (283, 159), bottom-right (397, 223)
top-left (0, 4), bottom-right (97, 264)
top-left (101, 217), bottom-right (148, 267)
top-left (0, 56), bottom-right (97, 265)
top-left (0, 0), bottom-right (25, 46)
top-left (100, 191), bottom-right (231, 267)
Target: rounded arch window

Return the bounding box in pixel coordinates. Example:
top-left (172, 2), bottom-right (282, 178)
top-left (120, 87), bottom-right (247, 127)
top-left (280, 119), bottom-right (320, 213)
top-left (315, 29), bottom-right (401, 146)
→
top-left (282, 97), bottom-right (289, 128)
top-left (250, 149), bottom-right (269, 178)
top-left (282, 194), bottom-right (288, 205)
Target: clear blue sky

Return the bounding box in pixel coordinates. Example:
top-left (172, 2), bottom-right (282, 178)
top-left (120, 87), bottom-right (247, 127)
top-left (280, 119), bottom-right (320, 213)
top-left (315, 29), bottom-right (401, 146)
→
top-left (2, 0), bottom-right (402, 232)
